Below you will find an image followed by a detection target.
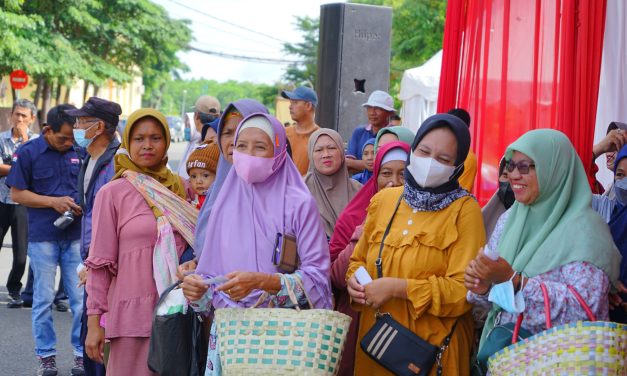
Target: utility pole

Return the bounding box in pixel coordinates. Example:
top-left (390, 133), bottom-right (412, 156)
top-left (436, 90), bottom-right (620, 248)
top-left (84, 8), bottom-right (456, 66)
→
top-left (181, 89), bottom-right (187, 117)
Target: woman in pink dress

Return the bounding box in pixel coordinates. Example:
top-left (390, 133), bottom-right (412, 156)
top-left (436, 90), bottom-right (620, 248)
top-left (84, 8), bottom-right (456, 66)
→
top-left (84, 108), bottom-right (192, 375)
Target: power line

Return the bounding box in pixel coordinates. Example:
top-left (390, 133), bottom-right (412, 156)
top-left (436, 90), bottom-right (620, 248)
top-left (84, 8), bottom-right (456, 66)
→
top-left (167, 9), bottom-right (284, 50)
top-left (167, 0), bottom-right (291, 45)
top-left (188, 45), bottom-right (303, 64)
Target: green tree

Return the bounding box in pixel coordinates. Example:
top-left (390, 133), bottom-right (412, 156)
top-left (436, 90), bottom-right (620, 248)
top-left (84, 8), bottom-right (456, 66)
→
top-left (153, 79), bottom-right (281, 117)
top-left (0, 0), bottom-right (191, 115)
top-left (351, 0), bottom-right (447, 98)
top-left (282, 16), bottom-right (319, 87)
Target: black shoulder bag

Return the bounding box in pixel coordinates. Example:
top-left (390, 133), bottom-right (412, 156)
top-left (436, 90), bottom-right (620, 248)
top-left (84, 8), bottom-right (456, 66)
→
top-left (359, 195), bottom-right (458, 376)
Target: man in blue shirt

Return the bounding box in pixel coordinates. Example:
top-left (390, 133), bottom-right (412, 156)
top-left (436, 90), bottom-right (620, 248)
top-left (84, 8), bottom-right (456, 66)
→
top-left (0, 99), bottom-right (37, 308)
top-left (66, 97), bottom-right (122, 376)
top-left (345, 90), bottom-right (396, 174)
top-left (7, 104), bottom-right (85, 376)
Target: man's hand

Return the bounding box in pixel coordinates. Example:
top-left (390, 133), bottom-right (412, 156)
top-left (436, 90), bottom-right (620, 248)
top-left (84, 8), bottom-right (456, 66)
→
top-left (49, 196), bottom-right (82, 215)
top-left (77, 267), bottom-right (88, 287)
top-left (15, 125), bottom-right (29, 141)
top-left (593, 129), bottom-right (626, 159)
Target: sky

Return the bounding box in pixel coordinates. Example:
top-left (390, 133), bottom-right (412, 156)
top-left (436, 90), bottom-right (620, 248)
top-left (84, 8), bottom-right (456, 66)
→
top-left (151, 0), bottom-right (342, 84)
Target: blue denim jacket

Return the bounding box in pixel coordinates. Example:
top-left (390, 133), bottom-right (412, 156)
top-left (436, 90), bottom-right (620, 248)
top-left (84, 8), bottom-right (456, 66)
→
top-left (78, 139), bottom-right (120, 260)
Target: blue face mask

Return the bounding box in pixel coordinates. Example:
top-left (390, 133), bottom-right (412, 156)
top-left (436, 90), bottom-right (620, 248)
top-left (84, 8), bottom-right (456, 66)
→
top-left (488, 273), bottom-right (526, 314)
top-left (73, 123), bottom-right (98, 148)
top-left (615, 178), bottom-right (627, 206)
top-left (184, 127), bottom-right (191, 142)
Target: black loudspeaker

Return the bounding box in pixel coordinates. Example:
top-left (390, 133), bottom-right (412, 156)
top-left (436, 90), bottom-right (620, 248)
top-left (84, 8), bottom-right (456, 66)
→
top-left (316, 3), bottom-right (392, 141)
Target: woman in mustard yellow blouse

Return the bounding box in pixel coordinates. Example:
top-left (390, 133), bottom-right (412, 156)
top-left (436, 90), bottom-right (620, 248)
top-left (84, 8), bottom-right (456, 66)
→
top-left (347, 113), bottom-right (486, 375)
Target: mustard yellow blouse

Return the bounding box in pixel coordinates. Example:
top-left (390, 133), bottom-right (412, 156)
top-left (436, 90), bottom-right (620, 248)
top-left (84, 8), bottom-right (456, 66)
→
top-left (347, 186), bottom-right (486, 376)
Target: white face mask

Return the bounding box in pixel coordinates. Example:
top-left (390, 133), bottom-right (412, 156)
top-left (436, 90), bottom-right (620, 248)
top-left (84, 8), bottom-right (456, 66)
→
top-left (407, 154), bottom-right (456, 188)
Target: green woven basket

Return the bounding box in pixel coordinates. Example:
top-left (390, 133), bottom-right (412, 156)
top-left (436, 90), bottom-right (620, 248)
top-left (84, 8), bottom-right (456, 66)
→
top-left (488, 321), bottom-right (627, 375)
top-left (215, 307), bottom-right (351, 375)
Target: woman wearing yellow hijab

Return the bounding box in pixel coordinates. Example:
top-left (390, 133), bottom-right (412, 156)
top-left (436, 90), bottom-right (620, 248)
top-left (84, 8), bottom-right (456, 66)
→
top-left (85, 109), bottom-right (194, 376)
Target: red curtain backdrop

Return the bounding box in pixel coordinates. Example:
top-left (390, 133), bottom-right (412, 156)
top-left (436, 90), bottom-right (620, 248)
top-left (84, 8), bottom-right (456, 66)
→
top-left (438, 0), bottom-right (607, 205)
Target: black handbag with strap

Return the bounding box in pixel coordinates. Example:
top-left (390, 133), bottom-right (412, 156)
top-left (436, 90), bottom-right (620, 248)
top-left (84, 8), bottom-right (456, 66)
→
top-left (147, 281), bottom-right (208, 376)
top-left (359, 195), bottom-right (458, 376)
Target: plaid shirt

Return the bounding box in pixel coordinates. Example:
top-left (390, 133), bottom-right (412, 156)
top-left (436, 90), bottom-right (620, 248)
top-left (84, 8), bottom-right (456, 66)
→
top-left (0, 128), bottom-right (37, 204)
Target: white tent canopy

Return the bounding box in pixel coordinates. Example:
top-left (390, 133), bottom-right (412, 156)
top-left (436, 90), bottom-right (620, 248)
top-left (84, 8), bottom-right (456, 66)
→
top-left (398, 50), bottom-right (442, 132)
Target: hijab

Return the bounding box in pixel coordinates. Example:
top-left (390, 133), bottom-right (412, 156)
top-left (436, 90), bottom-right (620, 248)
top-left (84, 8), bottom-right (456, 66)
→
top-left (610, 145), bottom-right (627, 285)
top-left (304, 129), bottom-right (362, 238)
top-left (480, 129), bottom-right (621, 348)
top-left (353, 138), bottom-right (376, 183)
top-left (195, 113), bottom-right (331, 309)
top-left (402, 113), bottom-right (472, 211)
top-left (374, 125), bottom-right (415, 150)
top-left (193, 99), bottom-right (268, 255)
top-left (113, 108), bottom-right (186, 202)
top-left (329, 141), bottom-right (410, 260)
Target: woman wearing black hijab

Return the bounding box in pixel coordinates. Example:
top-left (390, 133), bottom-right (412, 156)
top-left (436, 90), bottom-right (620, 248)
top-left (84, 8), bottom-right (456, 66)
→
top-left (346, 114), bottom-right (486, 375)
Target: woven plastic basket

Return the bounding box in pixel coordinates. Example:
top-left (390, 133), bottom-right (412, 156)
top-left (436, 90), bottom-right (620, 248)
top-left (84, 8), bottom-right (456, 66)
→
top-left (488, 320), bottom-right (627, 375)
top-left (214, 277), bottom-right (351, 375)
top-left (215, 307), bottom-right (351, 375)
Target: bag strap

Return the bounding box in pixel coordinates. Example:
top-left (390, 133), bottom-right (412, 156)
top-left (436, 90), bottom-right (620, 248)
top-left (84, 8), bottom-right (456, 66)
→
top-left (375, 194), bottom-right (404, 279)
top-left (511, 282), bottom-right (596, 343)
top-left (567, 285), bottom-right (596, 321)
top-left (152, 280), bottom-right (182, 318)
top-left (435, 319), bottom-right (460, 376)
top-left (373, 195), bottom-right (461, 375)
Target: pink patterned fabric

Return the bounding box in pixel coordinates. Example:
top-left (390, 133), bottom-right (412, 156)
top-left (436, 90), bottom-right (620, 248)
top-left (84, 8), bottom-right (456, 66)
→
top-left (85, 179), bottom-right (188, 338)
top-left (468, 211), bottom-right (610, 334)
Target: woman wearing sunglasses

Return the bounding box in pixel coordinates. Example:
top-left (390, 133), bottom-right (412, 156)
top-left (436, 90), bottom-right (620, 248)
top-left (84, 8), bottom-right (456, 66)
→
top-left (465, 129), bottom-right (621, 369)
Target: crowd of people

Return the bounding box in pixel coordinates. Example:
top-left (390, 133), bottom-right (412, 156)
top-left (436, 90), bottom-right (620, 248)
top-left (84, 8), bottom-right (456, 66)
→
top-left (0, 88), bottom-right (625, 376)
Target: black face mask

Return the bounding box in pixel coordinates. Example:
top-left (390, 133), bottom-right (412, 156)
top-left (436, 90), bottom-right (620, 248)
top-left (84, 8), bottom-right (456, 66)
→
top-left (199, 112), bottom-right (218, 125)
top-left (497, 181), bottom-right (515, 209)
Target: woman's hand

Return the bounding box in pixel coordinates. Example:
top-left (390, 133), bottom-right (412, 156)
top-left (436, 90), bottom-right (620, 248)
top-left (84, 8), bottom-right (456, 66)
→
top-left (85, 315), bottom-right (105, 363)
top-left (180, 274), bottom-right (209, 301)
top-left (364, 277), bottom-right (406, 309)
top-left (347, 276), bottom-right (366, 305)
top-left (471, 249), bottom-right (515, 284)
top-left (464, 262), bottom-right (491, 295)
top-left (216, 271), bottom-right (280, 301)
top-left (176, 259), bottom-right (198, 281)
top-left (609, 282), bottom-right (627, 312)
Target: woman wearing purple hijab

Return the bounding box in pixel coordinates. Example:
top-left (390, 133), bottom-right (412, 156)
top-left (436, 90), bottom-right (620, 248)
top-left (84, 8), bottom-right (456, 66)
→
top-left (181, 113), bottom-right (332, 375)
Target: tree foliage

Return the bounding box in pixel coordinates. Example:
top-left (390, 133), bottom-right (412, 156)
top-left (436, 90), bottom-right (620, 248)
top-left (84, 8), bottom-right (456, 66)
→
top-left (0, 0), bottom-right (191, 108)
top-left (282, 16), bottom-right (319, 87)
top-left (156, 79), bottom-right (281, 117)
top-left (350, 0), bottom-right (447, 99)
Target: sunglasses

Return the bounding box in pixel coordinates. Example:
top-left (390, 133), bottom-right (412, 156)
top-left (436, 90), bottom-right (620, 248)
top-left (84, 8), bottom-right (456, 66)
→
top-left (506, 159), bottom-right (535, 174)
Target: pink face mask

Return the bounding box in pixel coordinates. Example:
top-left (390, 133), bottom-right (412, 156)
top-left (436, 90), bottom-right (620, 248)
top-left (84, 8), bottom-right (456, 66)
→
top-left (232, 150), bottom-right (276, 184)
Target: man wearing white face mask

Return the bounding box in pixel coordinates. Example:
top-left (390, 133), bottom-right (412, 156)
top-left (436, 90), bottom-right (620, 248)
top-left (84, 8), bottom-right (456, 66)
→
top-left (66, 97), bottom-right (121, 376)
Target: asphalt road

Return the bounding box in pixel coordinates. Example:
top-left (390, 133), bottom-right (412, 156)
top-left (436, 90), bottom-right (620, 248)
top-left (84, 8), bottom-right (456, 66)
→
top-left (0, 141), bottom-right (187, 376)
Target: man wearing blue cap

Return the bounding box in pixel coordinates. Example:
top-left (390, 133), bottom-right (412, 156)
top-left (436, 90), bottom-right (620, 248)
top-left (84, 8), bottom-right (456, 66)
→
top-left (281, 86), bottom-right (320, 175)
top-left (345, 90), bottom-right (395, 174)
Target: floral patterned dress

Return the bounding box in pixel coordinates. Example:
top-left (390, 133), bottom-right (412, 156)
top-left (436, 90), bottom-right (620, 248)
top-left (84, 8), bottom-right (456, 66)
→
top-left (468, 210), bottom-right (610, 335)
top-left (189, 273), bottom-right (309, 375)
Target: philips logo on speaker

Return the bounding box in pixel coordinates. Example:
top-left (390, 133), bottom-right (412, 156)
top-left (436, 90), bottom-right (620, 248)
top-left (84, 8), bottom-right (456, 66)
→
top-left (354, 29), bottom-right (381, 41)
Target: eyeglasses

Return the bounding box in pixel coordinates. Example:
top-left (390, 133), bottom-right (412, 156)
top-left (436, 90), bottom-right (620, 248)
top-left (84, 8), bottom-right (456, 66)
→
top-left (74, 119), bottom-right (100, 129)
top-left (506, 159), bottom-right (535, 174)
